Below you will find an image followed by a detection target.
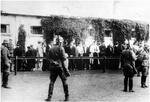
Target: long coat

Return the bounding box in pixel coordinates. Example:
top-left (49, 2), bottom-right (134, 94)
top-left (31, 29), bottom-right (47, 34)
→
top-left (121, 49), bottom-right (137, 77)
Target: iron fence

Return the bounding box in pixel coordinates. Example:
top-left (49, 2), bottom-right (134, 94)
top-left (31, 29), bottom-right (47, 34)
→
top-left (10, 56), bottom-right (121, 75)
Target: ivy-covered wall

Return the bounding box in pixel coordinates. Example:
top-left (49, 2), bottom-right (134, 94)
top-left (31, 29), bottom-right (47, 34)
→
top-left (41, 16), bottom-right (149, 45)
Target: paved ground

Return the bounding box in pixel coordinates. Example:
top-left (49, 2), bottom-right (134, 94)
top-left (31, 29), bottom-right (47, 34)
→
top-left (1, 69), bottom-right (150, 102)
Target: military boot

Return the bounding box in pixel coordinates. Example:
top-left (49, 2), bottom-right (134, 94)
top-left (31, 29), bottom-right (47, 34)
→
top-left (64, 95), bottom-right (69, 101)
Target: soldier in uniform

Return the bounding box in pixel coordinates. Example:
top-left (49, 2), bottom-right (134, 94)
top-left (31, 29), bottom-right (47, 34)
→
top-left (1, 40), bottom-right (11, 88)
top-left (137, 49), bottom-right (149, 88)
top-left (121, 45), bottom-right (137, 92)
top-left (45, 36), bottom-right (70, 101)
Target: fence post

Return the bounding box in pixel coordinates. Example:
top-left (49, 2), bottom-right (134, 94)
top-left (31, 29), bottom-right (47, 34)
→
top-left (15, 56), bottom-right (18, 75)
top-left (104, 56), bottom-right (106, 71)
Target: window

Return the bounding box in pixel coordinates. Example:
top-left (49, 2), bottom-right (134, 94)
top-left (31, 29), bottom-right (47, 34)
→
top-left (31, 26), bottom-right (42, 34)
top-left (1, 24), bottom-right (10, 33)
top-left (104, 30), bottom-right (112, 37)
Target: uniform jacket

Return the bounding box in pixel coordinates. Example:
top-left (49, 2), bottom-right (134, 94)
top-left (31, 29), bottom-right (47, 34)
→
top-left (121, 49), bottom-right (137, 76)
top-left (1, 45), bottom-right (10, 65)
top-left (47, 45), bottom-right (67, 70)
top-left (139, 50), bottom-right (149, 76)
top-left (1, 45), bottom-right (10, 72)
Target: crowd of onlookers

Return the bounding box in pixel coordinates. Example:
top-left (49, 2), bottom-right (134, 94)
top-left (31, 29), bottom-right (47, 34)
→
top-left (1, 38), bottom-right (149, 72)
top-left (63, 39), bottom-right (149, 72)
top-left (2, 38), bottom-right (149, 91)
top-left (13, 41), bottom-right (46, 71)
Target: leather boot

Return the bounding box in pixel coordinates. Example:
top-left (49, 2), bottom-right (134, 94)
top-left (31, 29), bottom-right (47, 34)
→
top-left (45, 96), bottom-right (51, 101)
top-left (64, 95), bottom-right (69, 101)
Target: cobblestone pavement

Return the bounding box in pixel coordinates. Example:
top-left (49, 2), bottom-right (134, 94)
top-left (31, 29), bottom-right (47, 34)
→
top-left (1, 69), bottom-right (149, 102)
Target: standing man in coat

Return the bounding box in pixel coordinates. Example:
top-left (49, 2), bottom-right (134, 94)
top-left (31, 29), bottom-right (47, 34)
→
top-left (1, 40), bottom-right (11, 88)
top-left (45, 36), bottom-right (69, 101)
top-left (121, 45), bottom-right (137, 92)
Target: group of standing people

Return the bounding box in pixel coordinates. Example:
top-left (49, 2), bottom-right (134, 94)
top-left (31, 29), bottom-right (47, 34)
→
top-left (121, 42), bottom-right (149, 92)
top-left (25, 41), bottom-right (45, 71)
top-left (63, 40), bottom-right (124, 72)
top-left (1, 36), bottom-right (149, 102)
top-left (5, 40), bottom-right (46, 71)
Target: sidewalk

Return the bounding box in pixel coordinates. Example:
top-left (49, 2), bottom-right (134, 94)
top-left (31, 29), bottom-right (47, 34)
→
top-left (1, 70), bottom-right (149, 102)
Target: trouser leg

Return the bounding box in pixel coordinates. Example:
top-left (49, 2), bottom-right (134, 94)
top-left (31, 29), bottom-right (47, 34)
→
top-left (48, 82), bottom-right (54, 98)
top-left (129, 77), bottom-right (133, 91)
top-left (141, 76), bottom-right (147, 86)
top-left (143, 76), bottom-right (147, 86)
top-left (124, 76), bottom-right (128, 91)
top-left (59, 70), bottom-right (69, 97)
top-left (2, 72), bottom-right (9, 86)
top-left (48, 72), bottom-right (58, 98)
top-left (141, 76), bottom-right (144, 86)
top-left (62, 80), bottom-right (69, 97)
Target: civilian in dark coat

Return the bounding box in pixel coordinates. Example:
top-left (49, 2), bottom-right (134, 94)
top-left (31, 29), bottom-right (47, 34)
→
top-left (30, 45), bottom-right (37, 70)
top-left (83, 46), bottom-right (90, 70)
top-left (105, 45), bottom-right (114, 69)
top-left (68, 42), bottom-right (78, 71)
top-left (99, 44), bottom-right (106, 72)
top-left (25, 46), bottom-right (33, 71)
top-left (14, 44), bottom-right (23, 71)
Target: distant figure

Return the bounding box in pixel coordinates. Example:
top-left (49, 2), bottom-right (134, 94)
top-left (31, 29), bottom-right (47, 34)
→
top-left (1, 40), bottom-right (11, 88)
top-left (8, 39), bottom-right (14, 72)
top-left (30, 45), bottom-right (36, 70)
top-left (68, 41), bottom-right (78, 71)
top-left (8, 39), bottom-right (14, 56)
top-left (36, 41), bottom-right (44, 70)
top-left (99, 43), bottom-right (106, 72)
top-left (89, 41), bottom-right (100, 70)
top-left (25, 46), bottom-right (33, 71)
top-left (14, 44), bottom-right (23, 71)
top-left (76, 43), bottom-right (84, 70)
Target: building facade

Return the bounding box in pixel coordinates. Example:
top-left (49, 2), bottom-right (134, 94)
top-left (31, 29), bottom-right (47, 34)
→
top-left (1, 12), bottom-right (47, 49)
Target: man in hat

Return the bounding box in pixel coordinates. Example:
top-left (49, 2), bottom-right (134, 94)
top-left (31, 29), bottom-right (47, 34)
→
top-left (1, 40), bottom-right (11, 88)
top-left (45, 36), bottom-right (70, 101)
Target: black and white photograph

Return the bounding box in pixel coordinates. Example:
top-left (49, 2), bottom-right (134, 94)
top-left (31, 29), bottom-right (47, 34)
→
top-left (1, 0), bottom-right (150, 102)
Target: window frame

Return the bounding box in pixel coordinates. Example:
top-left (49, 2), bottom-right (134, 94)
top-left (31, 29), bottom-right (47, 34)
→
top-left (1, 24), bottom-right (10, 34)
top-left (30, 26), bottom-right (43, 35)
